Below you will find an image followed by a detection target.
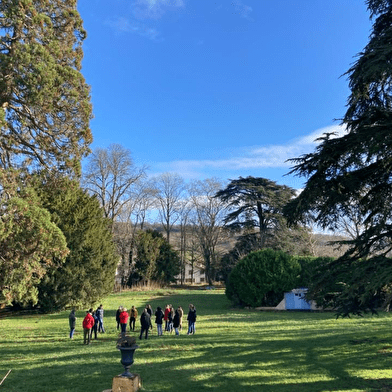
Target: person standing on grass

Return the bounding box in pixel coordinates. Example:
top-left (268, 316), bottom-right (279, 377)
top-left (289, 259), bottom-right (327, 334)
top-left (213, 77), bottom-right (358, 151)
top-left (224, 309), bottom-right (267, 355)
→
top-left (164, 304), bottom-right (170, 332)
top-left (116, 306), bottom-right (122, 330)
top-left (140, 308), bottom-right (151, 340)
top-left (178, 306), bottom-right (184, 331)
top-left (130, 306), bottom-right (138, 332)
top-left (173, 307), bottom-right (181, 336)
top-left (155, 306), bottom-right (164, 336)
top-left (96, 304), bottom-right (105, 333)
top-left (119, 307), bottom-right (129, 336)
top-left (82, 309), bottom-right (94, 344)
top-left (92, 310), bottom-right (99, 340)
top-left (146, 304), bottom-right (153, 330)
top-left (69, 309), bottom-right (76, 339)
top-left (168, 305), bottom-right (174, 333)
top-left (187, 304), bottom-right (197, 335)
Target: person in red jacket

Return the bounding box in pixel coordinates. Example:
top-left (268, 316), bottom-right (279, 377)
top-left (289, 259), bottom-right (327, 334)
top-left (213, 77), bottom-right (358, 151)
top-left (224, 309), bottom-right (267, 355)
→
top-left (119, 307), bottom-right (129, 336)
top-left (82, 309), bottom-right (95, 345)
top-left (164, 304), bottom-right (170, 332)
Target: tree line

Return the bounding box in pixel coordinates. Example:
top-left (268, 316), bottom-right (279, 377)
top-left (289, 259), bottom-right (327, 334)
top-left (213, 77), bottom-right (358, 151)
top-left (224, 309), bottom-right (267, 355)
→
top-left (1, 0), bottom-right (392, 316)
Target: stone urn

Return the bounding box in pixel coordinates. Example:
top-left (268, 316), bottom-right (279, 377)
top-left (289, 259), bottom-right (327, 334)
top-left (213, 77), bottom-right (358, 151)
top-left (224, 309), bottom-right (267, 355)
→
top-left (116, 336), bottom-right (139, 378)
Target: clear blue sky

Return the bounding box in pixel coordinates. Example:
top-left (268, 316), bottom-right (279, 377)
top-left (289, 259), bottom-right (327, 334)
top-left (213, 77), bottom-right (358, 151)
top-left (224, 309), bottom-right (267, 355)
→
top-left (77, 0), bottom-right (372, 189)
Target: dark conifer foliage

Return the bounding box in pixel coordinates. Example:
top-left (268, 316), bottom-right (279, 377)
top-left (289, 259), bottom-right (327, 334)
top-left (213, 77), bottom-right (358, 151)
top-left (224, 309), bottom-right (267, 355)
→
top-left (284, 1), bottom-right (392, 314)
top-left (284, 2), bottom-right (392, 260)
top-left (130, 229), bottom-right (180, 286)
top-left (216, 176), bottom-right (296, 248)
top-left (36, 178), bottom-right (118, 311)
top-left (0, 0), bottom-right (92, 175)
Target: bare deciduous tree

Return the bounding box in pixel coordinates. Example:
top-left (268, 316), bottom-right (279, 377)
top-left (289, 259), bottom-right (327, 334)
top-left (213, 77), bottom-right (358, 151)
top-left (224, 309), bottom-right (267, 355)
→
top-left (189, 178), bottom-right (228, 285)
top-left (83, 143), bottom-right (147, 230)
top-left (152, 172), bottom-right (185, 243)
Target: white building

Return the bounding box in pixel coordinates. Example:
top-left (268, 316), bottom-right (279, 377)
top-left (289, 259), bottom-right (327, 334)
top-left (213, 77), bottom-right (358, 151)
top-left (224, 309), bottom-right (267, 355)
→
top-left (177, 263), bottom-right (206, 284)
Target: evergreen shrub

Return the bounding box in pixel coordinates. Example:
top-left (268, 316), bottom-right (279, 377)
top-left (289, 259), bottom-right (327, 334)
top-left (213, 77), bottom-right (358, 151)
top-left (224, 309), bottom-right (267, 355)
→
top-left (225, 249), bottom-right (300, 307)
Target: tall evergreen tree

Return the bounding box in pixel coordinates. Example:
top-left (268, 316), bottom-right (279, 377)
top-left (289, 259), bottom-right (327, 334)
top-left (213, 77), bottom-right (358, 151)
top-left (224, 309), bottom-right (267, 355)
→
top-left (131, 229), bottom-right (180, 286)
top-left (0, 0), bottom-right (92, 175)
top-left (284, 0), bottom-right (392, 313)
top-left (36, 178), bottom-right (118, 311)
top-left (216, 176), bottom-right (296, 248)
top-left (0, 169), bottom-right (68, 306)
top-left (285, 1), bottom-right (392, 258)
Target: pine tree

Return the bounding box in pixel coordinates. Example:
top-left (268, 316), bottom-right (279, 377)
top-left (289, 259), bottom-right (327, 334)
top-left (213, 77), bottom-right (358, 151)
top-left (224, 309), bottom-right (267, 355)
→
top-left (285, 1), bottom-right (392, 258)
top-left (36, 178), bottom-right (118, 311)
top-left (0, 169), bottom-right (68, 306)
top-left (0, 0), bottom-right (92, 175)
top-left (284, 0), bottom-right (392, 314)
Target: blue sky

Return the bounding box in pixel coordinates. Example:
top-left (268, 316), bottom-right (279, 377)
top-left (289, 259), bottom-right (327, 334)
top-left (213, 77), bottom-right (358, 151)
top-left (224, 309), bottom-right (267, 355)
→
top-left (77, 0), bottom-right (372, 189)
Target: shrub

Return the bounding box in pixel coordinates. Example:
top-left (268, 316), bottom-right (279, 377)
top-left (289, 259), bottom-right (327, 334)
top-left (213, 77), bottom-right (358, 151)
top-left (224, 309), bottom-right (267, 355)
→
top-left (226, 249), bottom-right (300, 307)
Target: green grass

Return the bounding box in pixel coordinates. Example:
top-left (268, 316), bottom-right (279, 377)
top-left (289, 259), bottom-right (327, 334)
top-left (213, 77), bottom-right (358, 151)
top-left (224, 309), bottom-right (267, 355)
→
top-left (1, 289), bottom-right (392, 392)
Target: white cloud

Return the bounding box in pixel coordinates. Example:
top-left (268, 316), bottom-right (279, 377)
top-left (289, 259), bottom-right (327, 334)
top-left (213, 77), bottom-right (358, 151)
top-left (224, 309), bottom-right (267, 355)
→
top-left (231, 1), bottom-right (253, 21)
top-left (133, 0), bottom-right (185, 20)
top-left (105, 17), bottom-right (162, 40)
top-left (155, 124), bottom-right (347, 178)
top-left (105, 0), bottom-right (184, 40)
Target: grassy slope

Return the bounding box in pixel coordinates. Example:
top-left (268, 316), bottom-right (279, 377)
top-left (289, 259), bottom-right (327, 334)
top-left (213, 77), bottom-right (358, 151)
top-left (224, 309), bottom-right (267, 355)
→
top-left (1, 289), bottom-right (392, 392)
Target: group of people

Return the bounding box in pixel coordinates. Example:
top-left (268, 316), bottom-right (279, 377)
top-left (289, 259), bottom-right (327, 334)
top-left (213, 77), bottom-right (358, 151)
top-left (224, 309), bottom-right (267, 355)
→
top-left (116, 303), bottom-right (197, 340)
top-left (70, 303), bottom-right (197, 344)
top-left (69, 304), bottom-right (105, 344)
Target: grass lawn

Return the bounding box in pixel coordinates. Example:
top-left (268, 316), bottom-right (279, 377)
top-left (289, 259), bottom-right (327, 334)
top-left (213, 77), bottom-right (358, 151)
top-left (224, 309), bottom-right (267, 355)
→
top-left (1, 289), bottom-right (392, 392)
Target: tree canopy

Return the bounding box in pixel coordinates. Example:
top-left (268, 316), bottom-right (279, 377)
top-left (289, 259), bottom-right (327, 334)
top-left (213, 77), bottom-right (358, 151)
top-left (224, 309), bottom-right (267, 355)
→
top-left (216, 176), bottom-right (296, 248)
top-left (0, 0), bottom-right (92, 175)
top-left (130, 229), bottom-right (180, 286)
top-left (0, 170), bottom-right (68, 306)
top-left (285, 2), bottom-right (392, 259)
top-left (83, 144), bottom-right (146, 227)
top-left (35, 178), bottom-right (118, 311)
top-left (283, 1), bottom-right (392, 313)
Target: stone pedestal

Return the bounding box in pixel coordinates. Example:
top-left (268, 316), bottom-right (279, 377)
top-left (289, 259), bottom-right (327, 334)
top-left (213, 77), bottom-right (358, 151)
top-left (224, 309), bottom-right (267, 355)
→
top-left (111, 374), bottom-right (141, 392)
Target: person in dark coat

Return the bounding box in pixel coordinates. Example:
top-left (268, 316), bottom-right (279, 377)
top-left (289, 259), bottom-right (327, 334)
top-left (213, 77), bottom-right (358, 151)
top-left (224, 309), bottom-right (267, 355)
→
top-left (92, 311), bottom-right (99, 340)
top-left (116, 306), bottom-right (122, 330)
top-left (69, 309), bottom-right (76, 339)
top-left (187, 304), bottom-right (197, 335)
top-left (139, 308), bottom-right (151, 340)
top-left (96, 304), bottom-right (105, 333)
top-left (173, 307), bottom-right (181, 336)
top-left (155, 306), bottom-right (164, 336)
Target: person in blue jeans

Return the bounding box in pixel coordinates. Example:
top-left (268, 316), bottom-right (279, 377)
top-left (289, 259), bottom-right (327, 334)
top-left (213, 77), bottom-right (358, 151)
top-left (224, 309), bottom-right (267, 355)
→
top-left (155, 306), bottom-right (164, 336)
top-left (187, 304), bottom-right (196, 335)
top-left (69, 309), bottom-right (76, 339)
top-left (96, 304), bottom-right (105, 333)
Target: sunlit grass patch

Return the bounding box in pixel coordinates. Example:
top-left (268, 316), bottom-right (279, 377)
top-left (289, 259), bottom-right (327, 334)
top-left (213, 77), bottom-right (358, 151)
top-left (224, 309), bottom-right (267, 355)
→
top-left (1, 289), bottom-right (392, 392)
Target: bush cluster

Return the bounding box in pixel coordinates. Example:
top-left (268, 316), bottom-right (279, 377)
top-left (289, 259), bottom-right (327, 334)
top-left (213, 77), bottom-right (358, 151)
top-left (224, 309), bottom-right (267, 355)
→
top-left (225, 249), bottom-right (334, 308)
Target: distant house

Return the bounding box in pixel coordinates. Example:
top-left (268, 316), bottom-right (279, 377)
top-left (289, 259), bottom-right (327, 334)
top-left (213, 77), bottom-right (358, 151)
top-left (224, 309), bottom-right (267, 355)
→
top-left (176, 263), bottom-right (206, 285)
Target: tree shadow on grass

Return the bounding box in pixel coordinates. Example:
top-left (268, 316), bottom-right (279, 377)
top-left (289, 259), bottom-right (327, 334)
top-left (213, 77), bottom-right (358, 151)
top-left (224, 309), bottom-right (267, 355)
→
top-left (2, 291), bottom-right (392, 392)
